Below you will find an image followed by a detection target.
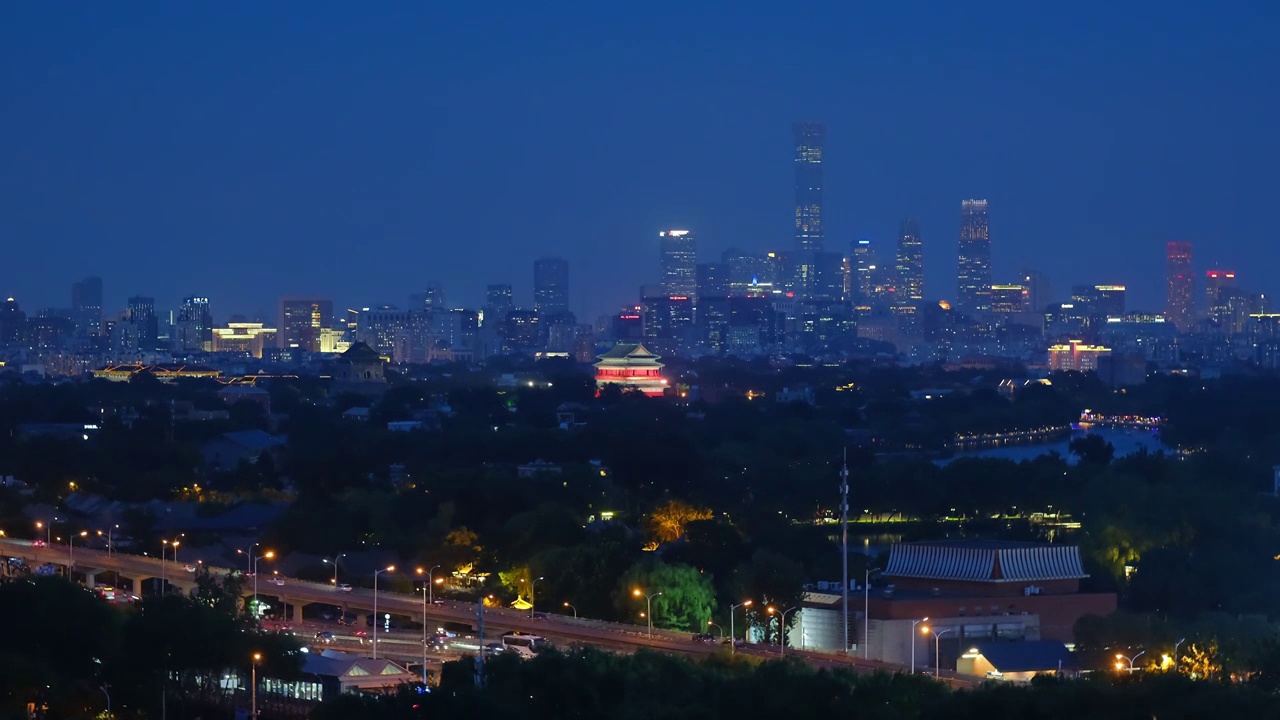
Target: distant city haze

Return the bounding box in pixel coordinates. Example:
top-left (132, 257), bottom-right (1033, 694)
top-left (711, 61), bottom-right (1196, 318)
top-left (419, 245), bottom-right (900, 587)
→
top-left (2, 4), bottom-right (1278, 320)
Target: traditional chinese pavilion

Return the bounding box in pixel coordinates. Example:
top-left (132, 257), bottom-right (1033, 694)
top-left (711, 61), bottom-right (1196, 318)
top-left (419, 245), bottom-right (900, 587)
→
top-left (594, 343), bottom-right (667, 397)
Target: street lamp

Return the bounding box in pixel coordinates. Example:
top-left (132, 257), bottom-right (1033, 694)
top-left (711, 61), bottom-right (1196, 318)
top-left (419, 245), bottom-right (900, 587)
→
top-left (418, 565), bottom-right (442, 604)
top-left (251, 551), bottom-right (274, 616)
top-left (325, 553), bottom-right (347, 587)
top-left (520, 575), bottom-right (545, 618)
top-left (250, 652), bottom-right (262, 718)
top-left (729, 600), bottom-right (753, 653)
top-left (910, 617), bottom-right (929, 674)
top-left (923, 626), bottom-right (955, 677)
top-left (563, 601), bottom-right (577, 618)
top-left (864, 566), bottom-right (880, 659)
top-left (767, 606), bottom-right (800, 656)
top-left (1116, 650), bottom-right (1146, 673)
top-left (69, 530), bottom-right (88, 572)
top-left (96, 525), bottom-right (119, 557)
top-left (707, 621), bottom-right (724, 639)
top-left (372, 565), bottom-right (395, 659)
top-left (1173, 638), bottom-right (1186, 673)
top-left (35, 520), bottom-right (50, 563)
top-left (633, 588), bottom-right (663, 637)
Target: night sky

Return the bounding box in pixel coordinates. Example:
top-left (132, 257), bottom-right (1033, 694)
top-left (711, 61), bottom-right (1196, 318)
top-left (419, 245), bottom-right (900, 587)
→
top-left (3, 3), bottom-right (1278, 321)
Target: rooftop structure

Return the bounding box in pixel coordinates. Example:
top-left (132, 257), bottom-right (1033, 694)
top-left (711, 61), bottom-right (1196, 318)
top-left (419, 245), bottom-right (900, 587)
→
top-left (594, 343), bottom-right (667, 397)
top-left (91, 363), bottom-right (222, 382)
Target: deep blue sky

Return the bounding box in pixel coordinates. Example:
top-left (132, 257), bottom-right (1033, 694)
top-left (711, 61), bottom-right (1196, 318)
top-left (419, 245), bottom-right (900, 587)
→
top-left (3, 3), bottom-right (1278, 322)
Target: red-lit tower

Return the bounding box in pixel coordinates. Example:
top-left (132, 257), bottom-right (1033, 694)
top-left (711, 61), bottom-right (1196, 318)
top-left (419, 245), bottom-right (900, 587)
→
top-left (1165, 242), bottom-right (1194, 331)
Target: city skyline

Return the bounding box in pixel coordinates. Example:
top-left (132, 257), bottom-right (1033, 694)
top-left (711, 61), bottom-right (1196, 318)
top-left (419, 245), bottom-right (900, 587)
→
top-left (3, 5), bottom-right (1277, 319)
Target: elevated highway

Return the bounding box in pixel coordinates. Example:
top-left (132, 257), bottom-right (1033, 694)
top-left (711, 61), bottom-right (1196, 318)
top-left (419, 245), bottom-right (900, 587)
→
top-left (0, 538), bottom-right (968, 683)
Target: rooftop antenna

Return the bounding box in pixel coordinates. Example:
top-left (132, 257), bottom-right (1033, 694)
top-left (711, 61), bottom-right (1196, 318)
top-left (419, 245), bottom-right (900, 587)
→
top-left (840, 446), bottom-right (850, 654)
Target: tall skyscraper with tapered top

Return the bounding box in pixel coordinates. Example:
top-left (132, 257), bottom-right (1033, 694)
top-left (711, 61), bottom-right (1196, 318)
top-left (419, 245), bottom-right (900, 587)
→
top-left (1165, 242), bottom-right (1194, 331)
top-left (793, 122), bottom-right (825, 252)
top-left (956, 199), bottom-right (992, 314)
top-left (896, 219), bottom-right (923, 301)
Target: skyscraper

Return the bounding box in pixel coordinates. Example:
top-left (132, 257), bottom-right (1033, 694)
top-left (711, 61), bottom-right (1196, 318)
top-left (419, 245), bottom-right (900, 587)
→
top-left (279, 297), bottom-right (333, 351)
top-left (533, 257), bottom-right (570, 316)
top-left (852, 238), bottom-right (874, 302)
top-left (793, 121), bottom-right (825, 252)
top-left (124, 296), bottom-right (159, 353)
top-left (957, 199), bottom-right (992, 314)
top-left (70, 276), bottom-right (103, 338)
top-left (484, 284), bottom-right (514, 327)
top-left (1204, 270), bottom-right (1237, 323)
top-left (659, 230), bottom-right (697, 300)
top-left (896, 219), bottom-right (924, 301)
top-left (695, 262), bottom-right (729, 300)
top-left (1021, 270), bottom-right (1051, 313)
top-left (1165, 242), bottom-right (1194, 331)
top-left (175, 296), bottom-right (213, 352)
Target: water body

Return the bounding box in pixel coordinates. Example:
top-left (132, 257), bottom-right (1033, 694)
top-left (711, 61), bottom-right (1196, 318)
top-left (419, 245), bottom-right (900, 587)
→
top-left (937, 426), bottom-right (1166, 466)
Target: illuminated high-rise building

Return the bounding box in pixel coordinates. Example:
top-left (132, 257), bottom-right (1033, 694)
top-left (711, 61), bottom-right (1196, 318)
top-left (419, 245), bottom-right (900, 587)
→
top-left (279, 298), bottom-right (333, 351)
top-left (852, 238), bottom-right (874, 302)
top-left (484, 284), bottom-right (514, 326)
top-left (70, 276), bottom-right (103, 338)
top-left (659, 230), bottom-right (697, 300)
top-left (957, 199), bottom-right (992, 314)
top-left (896, 219), bottom-right (923, 301)
top-left (696, 262), bottom-right (730, 300)
top-left (175, 296), bottom-right (213, 352)
top-left (1165, 242), bottom-right (1194, 331)
top-left (1021, 270), bottom-right (1051, 313)
top-left (989, 285), bottom-right (1028, 314)
top-left (1204, 270), bottom-right (1237, 323)
top-left (533, 257), bottom-right (570, 316)
top-left (124, 296), bottom-right (159, 353)
top-left (793, 121), bottom-right (825, 252)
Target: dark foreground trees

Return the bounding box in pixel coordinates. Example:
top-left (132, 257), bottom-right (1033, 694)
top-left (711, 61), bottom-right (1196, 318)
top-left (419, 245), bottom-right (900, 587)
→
top-left (310, 647), bottom-right (1280, 720)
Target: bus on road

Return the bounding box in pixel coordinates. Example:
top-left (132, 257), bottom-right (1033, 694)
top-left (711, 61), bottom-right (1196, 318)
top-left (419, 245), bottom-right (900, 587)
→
top-left (500, 632), bottom-right (550, 658)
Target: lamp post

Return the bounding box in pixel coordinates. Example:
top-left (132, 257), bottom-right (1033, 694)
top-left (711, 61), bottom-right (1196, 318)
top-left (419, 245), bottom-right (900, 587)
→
top-left (633, 588), bottom-right (663, 637)
top-left (863, 566), bottom-right (880, 659)
top-left (250, 551), bottom-right (273, 618)
top-left (100, 685), bottom-right (111, 718)
top-left (372, 565), bottom-right (395, 659)
top-left (325, 553), bottom-right (347, 587)
top-left (69, 530), bottom-right (87, 572)
top-left (767, 606), bottom-right (799, 656)
top-left (520, 575), bottom-right (544, 618)
top-left (424, 564), bottom-right (441, 604)
top-left (97, 525), bottom-right (119, 557)
top-left (924, 626), bottom-right (955, 677)
top-left (1116, 650), bottom-right (1146, 673)
top-left (563, 602), bottom-right (577, 618)
top-left (250, 652), bottom-right (262, 718)
top-left (707, 621), bottom-right (724, 639)
top-left (729, 600), bottom-right (753, 653)
top-left (909, 617), bottom-right (929, 674)
top-left (1173, 638), bottom-right (1186, 673)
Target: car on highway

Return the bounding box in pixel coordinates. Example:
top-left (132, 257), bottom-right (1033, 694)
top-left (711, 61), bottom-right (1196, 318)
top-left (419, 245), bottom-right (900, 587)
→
top-left (270, 577), bottom-right (285, 586)
top-left (691, 633), bottom-right (715, 643)
top-left (183, 564), bottom-right (197, 573)
top-left (314, 631), bottom-right (335, 644)
top-left (31, 540), bottom-right (46, 548)
top-left (337, 583), bottom-right (352, 592)
top-left (484, 642), bottom-right (505, 656)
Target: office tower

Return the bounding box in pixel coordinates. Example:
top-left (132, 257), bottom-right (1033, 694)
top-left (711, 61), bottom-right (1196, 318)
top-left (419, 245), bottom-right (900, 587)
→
top-left (0, 297), bottom-right (26, 345)
top-left (794, 122), bottom-right (825, 251)
top-left (123, 296), bottom-right (159, 353)
top-left (1090, 285), bottom-right (1127, 318)
top-left (813, 251), bottom-right (847, 303)
top-left (659, 230), bottom-right (698, 300)
top-left (1204, 270), bottom-right (1237, 323)
top-left (957, 199), bottom-right (992, 314)
top-left (422, 283), bottom-right (446, 310)
top-left (278, 297), bottom-right (333, 351)
top-left (533, 257), bottom-right (570, 316)
top-left (696, 262), bottom-right (730, 301)
top-left (851, 238), bottom-right (874, 302)
top-left (175, 296), bottom-right (213, 352)
top-left (1021, 270), bottom-right (1051, 313)
top-left (989, 285), bottom-right (1028, 314)
top-left (1048, 340), bottom-right (1112, 372)
top-left (70, 276), bottom-right (103, 338)
top-left (484, 284), bottom-right (514, 327)
top-left (896, 219), bottom-right (924, 301)
top-left (641, 294), bottom-right (695, 342)
top-left (1165, 242), bottom-right (1194, 331)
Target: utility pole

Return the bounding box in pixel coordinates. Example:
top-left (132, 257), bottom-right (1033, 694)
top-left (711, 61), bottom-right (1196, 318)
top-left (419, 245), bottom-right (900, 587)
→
top-left (840, 447), bottom-right (850, 654)
top-left (474, 601), bottom-right (486, 688)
